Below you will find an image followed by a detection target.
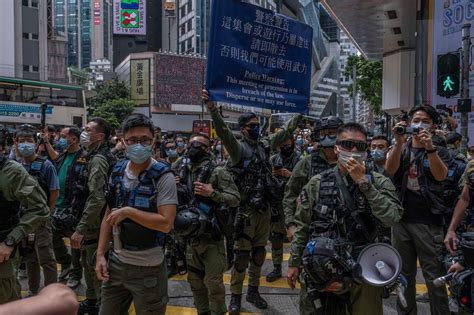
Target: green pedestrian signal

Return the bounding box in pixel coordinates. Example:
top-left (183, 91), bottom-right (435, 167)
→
top-left (437, 53), bottom-right (460, 98)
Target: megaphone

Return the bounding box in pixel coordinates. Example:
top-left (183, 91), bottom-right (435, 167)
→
top-left (358, 243), bottom-right (407, 308)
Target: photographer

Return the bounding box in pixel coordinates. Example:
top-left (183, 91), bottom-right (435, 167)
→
top-left (386, 105), bottom-right (452, 314)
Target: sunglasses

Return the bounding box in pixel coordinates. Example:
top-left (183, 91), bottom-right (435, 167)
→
top-left (336, 140), bottom-right (368, 152)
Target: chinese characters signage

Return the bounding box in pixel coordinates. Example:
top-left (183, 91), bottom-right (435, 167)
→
top-left (164, 0), bottom-right (176, 17)
top-left (152, 53), bottom-right (206, 111)
top-left (113, 0), bottom-right (146, 35)
top-left (130, 59), bottom-right (150, 105)
top-left (205, 0), bottom-right (313, 113)
top-left (0, 102), bottom-right (52, 123)
top-left (93, 0), bottom-right (101, 25)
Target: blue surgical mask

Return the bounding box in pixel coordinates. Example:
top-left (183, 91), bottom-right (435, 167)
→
top-left (166, 149), bottom-right (178, 158)
top-left (126, 144), bottom-right (152, 164)
top-left (371, 149), bottom-right (386, 162)
top-left (58, 138), bottom-right (69, 150)
top-left (18, 142), bottom-right (35, 157)
top-left (247, 126), bottom-right (260, 140)
top-left (320, 135), bottom-right (337, 148)
top-left (177, 142), bottom-right (185, 148)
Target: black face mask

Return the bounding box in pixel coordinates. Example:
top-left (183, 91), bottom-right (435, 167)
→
top-left (280, 144), bottom-right (294, 157)
top-left (188, 146), bottom-right (209, 163)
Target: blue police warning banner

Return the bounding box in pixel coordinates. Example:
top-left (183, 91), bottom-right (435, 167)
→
top-left (205, 0), bottom-right (313, 113)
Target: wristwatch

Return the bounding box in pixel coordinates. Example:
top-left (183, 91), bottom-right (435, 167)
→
top-left (4, 236), bottom-right (15, 247)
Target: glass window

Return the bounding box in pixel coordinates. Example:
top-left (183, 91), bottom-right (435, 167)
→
top-left (180, 5), bottom-right (186, 17)
top-left (31, 0), bottom-right (38, 8)
top-left (32, 66), bottom-right (39, 72)
top-left (32, 34), bottom-right (38, 40)
top-left (188, 1), bottom-right (192, 13)
top-left (23, 33), bottom-right (29, 39)
top-left (23, 65), bottom-right (30, 72)
top-left (187, 19), bottom-right (192, 32)
top-left (22, 0), bottom-right (29, 6)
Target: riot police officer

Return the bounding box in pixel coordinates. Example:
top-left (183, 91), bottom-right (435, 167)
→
top-left (283, 116), bottom-right (343, 242)
top-left (173, 133), bottom-right (240, 315)
top-left (266, 132), bottom-right (301, 282)
top-left (203, 90), bottom-right (272, 313)
top-left (0, 134), bottom-right (49, 303)
top-left (71, 118), bottom-right (116, 314)
top-left (287, 123), bottom-right (403, 314)
top-left (96, 113), bottom-right (177, 315)
top-left (14, 124), bottom-right (59, 296)
top-left (52, 127), bottom-right (85, 288)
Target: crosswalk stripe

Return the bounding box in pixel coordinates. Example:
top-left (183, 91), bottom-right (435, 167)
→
top-left (265, 252), bottom-right (290, 261)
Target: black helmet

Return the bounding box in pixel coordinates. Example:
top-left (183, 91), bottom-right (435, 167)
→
top-left (51, 208), bottom-right (79, 238)
top-left (302, 237), bottom-right (359, 293)
top-left (314, 116), bottom-right (344, 132)
top-left (173, 207), bottom-right (209, 239)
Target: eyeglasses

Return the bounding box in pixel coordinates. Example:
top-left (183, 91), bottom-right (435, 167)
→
top-left (124, 138), bottom-right (153, 145)
top-left (245, 123), bottom-right (260, 129)
top-left (336, 140), bottom-right (368, 152)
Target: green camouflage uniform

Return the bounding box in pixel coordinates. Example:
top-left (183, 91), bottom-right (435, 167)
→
top-left (76, 144), bottom-right (114, 301)
top-left (176, 158), bottom-right (240, 315)
top-left (289, 167), bottom-right (403, 315)
top-left (283, 149), bottom-right (335, 227)
top-left (0, 159), bottom-right (49, 304)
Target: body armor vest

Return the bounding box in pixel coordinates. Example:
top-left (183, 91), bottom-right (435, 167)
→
top-left (0, 157), bottom-right (21, 241)
top-left (311, 168), bottom-right (379, 247)
top-left (109, 159), bottom-right (170, 251)
top-left (271, 151), bottom-right (301, 184)
top-left (55, 149), bottom-right (87, 208)
top-left (310, 150), bottom-right (331, 180)
top-left (26, 156), bottom-right (50, 202)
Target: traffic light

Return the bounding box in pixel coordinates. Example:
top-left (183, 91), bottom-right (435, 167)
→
top-left (437, 53), bottom-right (460, 98)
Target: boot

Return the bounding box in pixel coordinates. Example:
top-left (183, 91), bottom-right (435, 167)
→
top-left (228, 294), bottom-right (242, 315)
top-left (266, 264), bottom-right (282, 282)
top-left (246, 285), bottom-right (268, 309)
top-left (78, 298), bottom-right (99, 315)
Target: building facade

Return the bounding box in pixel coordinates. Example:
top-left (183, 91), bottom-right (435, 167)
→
top-left (53, 0), bottom-right (113, 69)
top-left (0, 0), bottom-right (49, 81)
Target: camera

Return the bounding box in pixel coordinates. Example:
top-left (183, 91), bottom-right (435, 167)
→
top-left (395, 126), bottom-right (420, 135)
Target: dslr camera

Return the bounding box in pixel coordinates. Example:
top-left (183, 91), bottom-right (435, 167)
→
top-left (394, 126), bottom-right (421, 135)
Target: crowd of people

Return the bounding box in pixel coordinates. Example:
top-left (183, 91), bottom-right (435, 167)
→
top-left (0, 91), bottom-right (473, 315)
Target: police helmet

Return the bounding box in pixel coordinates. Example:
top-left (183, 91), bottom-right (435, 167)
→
top-left (173, 207), bottom-right (208, 239)
top-left (314, 116), bottom-right (344, 132)
top-left (51, 209), bottom-right (79, 238)
top-left (302, 237), bottom-right (354, 293)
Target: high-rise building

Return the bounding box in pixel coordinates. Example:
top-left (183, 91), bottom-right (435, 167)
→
top-left (112, 0), bottom-right (163, 69)
top-left (339, 31), bottom-right (359, 122)
top-left (0, 0), bottom-right (49, 81)
top-left (176, 0), bottom-right (276, 55)
top-left (53, 0), bottom-right (113, 69)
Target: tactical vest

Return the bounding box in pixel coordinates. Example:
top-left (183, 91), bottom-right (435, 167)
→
top-left (443, 154), bottom-right (466, 211)
top-left (310, 150), bottom-right (331, 180)
top-left (271, 151), bottom-right (301, 184)
top-left (109, 159), bottom-right (170, 251)
top-left (25, 156), bottom-right (50, 202)
top-left (228, 138), bottom-right (269, 198)
top-left (0, 157), bottom-right (21, 241)
top-left (311, 168), bottom-right (379, 248)
top-left (55, 149), bottom-right (87, 208)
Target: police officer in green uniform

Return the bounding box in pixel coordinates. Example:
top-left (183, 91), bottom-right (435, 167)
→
top-left (173, 133), bottom-right (240, 315)
top-left (266, 129), bottom-right (302, 282)
top-left (287, 123), bottom-right (403, 315)
top-left (203, 90), bottom-right (272, 313)
top-left (96, 113), bottom-right (177, 315)
top-left (283, 116), bottom-right (343, 242)
top-left (0, 134), bottom-right (49, 304)
top-left (52, 127), bottom-right (85, 288)
top-left (71, 118), bottom-right (116, 314)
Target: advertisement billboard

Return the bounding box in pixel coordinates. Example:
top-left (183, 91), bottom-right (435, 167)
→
top-left (152, 54), bottom-right (206, 112)
top-left (113, 0), bottom-right (146, 35)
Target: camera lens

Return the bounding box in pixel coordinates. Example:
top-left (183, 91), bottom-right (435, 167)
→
top-left (395, 126), bottom-right (405, 135)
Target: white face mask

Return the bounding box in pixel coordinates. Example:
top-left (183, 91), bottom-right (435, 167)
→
top-left (80, 131), bottom-right (91, 148)
top-left (337, 148), bottom-right (367, 167)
